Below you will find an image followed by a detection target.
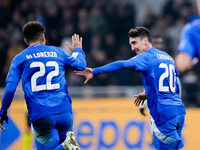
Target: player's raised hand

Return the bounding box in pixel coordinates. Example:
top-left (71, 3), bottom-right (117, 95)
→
top-left (133, 92), bottom-right (147, 107)
top-left (74, 67), bottom-right (93, 84)
top-left (66, 34), bottom-right (82, 51)
top-left (0, 116), bottom-right (9, 130)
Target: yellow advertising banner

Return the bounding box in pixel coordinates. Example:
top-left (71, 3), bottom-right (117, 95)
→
top-left (0, 98), bottom-right (199, 150)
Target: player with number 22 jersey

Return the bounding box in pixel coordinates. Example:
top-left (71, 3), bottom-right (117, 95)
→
top-left (2, 43), bottom-right (86, 123)
top-left (0, 21), bottom-right (84, 150)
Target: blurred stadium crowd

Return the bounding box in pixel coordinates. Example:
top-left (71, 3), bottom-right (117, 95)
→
top-left (0, 0), bottom-right (199, 106)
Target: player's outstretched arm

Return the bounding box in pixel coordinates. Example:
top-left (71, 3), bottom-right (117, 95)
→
top-left (66, 34), bottom-right (82, 51)
top-left (133, 92), bottom-right (147, 107)
top-left (75, 67), bottom-right (93, 84)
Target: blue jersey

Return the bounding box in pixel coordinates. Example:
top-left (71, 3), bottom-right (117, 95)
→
top-left (93, 47), bottom-right (186, 124)
top-left (1, 44), bottom-right (86, 122)
top-left (178, 19), bottom-right (200, 68)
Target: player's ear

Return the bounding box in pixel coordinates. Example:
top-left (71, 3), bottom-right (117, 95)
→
top-left (41, 34), bottom-right (46, 45)
top-left (24, 38), bottom-right (29, 46)
top-left (144, 37), bottom-right (148, 45)
top-left (42, 34), bottom-right (45, 40)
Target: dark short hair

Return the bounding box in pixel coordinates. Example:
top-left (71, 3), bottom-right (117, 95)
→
top-left (22, 21), bottom-right (45, 43)
top-left (128, 26), bottom-right (152, 43)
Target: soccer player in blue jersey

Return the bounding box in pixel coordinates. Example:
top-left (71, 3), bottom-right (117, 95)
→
top-left (0, 21), bottom-right (86, 150)
top-left (75, 26), bottom-right (186, 150)
top-left (139, 35), bottom-right (167, 116)
top-left (175, 0), bottom-right (200, 73)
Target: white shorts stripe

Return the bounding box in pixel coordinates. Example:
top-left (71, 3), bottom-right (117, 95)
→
top-left (151, 118), bottom-right (179, 148)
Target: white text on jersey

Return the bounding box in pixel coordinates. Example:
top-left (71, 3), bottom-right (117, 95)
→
top-left (26, 52), bottom-right (57, 59)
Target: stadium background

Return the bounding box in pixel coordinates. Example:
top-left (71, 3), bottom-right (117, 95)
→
top-left (0, 0), bottom-right (200, 149)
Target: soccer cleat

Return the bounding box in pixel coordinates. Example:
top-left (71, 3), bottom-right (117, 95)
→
top-left (63, 131), bottom-right (80, 150)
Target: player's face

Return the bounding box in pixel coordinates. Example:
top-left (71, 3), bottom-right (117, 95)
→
top-left (129, 37), bottom-right (147, 55)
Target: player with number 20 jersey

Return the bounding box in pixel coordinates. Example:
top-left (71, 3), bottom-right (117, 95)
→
top-left (92, 47), bottom-right (186, 124)
top-left (75, 27), bottom-right (186, 150)
top-left (88, 47), bottom-right (186, 150)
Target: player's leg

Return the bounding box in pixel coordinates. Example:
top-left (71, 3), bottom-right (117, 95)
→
top-left (56, 113), bottom-right (73, 143)
top-left (176, 114), bottom-right (185, 141)
top-left (32, 126), bottom-right (61, 150)
top-left (152, 115), bottom-right (184, 150)
top-left (174, 114), bottom-right (185, 150)
top-left (55, 113), bottom-right (80, 150)
top-left (31, 113), bottom-right (73, 150)
top-left (153, 132), bottom-right (176, 150)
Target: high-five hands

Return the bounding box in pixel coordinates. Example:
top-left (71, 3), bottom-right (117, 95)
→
top-left (66, 34), bottom-right (82, 51)
top-left (74, 67), bottom-right (93, 84)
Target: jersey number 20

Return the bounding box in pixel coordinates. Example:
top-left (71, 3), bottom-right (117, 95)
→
top-left (30, 61), bottom-right (60, 92)
top-left (159, 63), bottom-right (176, 92)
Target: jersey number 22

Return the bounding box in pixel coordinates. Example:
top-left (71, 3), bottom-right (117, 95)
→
top-left (30, 61), bottom-right (60, 92)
